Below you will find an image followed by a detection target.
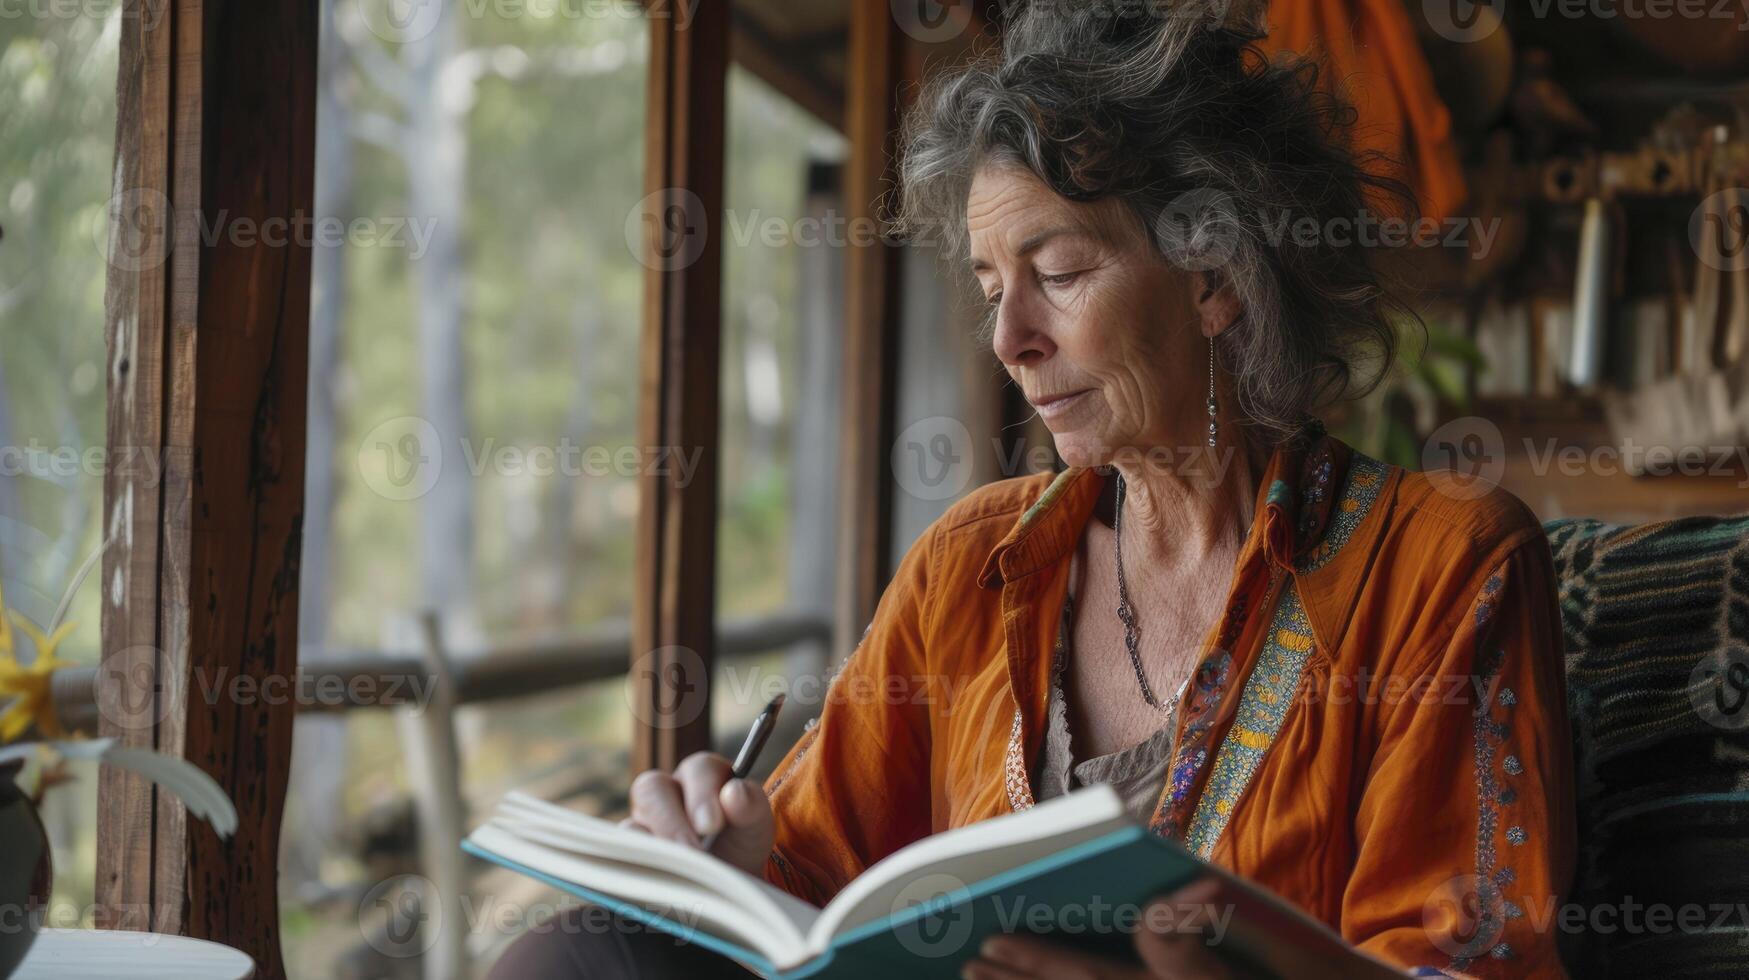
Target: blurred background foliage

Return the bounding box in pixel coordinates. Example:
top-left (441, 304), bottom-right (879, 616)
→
top-left (2, 3), bottom-right (838, 975)
top-left (0, 6), bottom-right (118, 934)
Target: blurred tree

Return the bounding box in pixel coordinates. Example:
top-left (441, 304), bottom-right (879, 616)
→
top-left (0, 0), bottom-right (121, 925)
top-left (0, 10), bottom-right (115, 628)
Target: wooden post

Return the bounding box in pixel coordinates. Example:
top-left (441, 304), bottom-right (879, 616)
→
top-left (835, 0), bottom-right (907, 653)
top-left (631, 0), bottom-right (728, 774)
top-left (394, 612), bottom-right (465, 980)
top-left (96, 1), bottom-right (316, 975)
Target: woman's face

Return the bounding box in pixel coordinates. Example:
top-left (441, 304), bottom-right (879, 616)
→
top-left (967, 164), bottom-right (1237, 469)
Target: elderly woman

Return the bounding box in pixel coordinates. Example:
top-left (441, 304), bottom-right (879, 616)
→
top-left (493, 3), bottom-right (1574, 978)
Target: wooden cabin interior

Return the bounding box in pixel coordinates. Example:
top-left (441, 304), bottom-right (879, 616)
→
top-left (3, 0), bottom-right (1748, 976)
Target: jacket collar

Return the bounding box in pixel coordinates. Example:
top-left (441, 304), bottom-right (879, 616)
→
top-left (975, 418), bottom-right (1347, 589)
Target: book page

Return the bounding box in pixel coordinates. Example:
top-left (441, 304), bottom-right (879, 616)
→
top-left (499, 815), bottom-right (821, 935)
top-left (495, 793), bottom-right (822, 931)
top-left (479, 794), bottom-right (825, 962)
top-left (469, 822), bottom-right (818, 969)
top-left (809, 786), bottom-right (1130, 947)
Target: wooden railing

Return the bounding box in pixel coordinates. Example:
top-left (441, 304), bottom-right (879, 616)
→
top-left (53, 607), bottom-right (829, 979)
top-left (50, 609), bottom-right (832, 733)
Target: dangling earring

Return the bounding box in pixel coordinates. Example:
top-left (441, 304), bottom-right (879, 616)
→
top-left (1205, 335), bottom-right (1218, 448)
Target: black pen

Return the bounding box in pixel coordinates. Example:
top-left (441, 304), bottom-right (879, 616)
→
top-left (701, 692), bottom-right (785, 852)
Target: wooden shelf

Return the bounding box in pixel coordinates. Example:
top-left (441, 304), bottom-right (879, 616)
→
top-left (1498, 452), bottom-right (1748, 524)
top-left (1443, 397), bottom-right (1747, 523)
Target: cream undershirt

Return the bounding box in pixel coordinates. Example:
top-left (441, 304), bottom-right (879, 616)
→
top-left (1032, 576), bottom-right (1185, 822)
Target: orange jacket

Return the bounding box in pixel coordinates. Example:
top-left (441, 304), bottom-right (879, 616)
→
top-left (762, 428), bottom-right (1575, 977)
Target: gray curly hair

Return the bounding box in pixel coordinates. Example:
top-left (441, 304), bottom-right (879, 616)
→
top-left (896, 0), bottom-right (1417, 444)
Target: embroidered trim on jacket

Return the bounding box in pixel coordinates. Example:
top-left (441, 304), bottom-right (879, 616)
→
top-left (1183, 579), bottom-right (1316, 856)
top-left (1004, 707), bottom-right (1034, 811)
top-left (1018, 468), bottom-right (1080, 531)
top-left (1296, 453), bottom-right (1388, 573)
top-left (1450, 567), bottom-right (1517, 972)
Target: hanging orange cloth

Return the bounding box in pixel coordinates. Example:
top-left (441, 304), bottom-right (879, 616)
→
top-left (1258, 0), bottom-right (1467, 222)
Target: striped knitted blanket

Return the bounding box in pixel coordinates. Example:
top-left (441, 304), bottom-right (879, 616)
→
top-left (1545, 515), bottom-right (1749, 978)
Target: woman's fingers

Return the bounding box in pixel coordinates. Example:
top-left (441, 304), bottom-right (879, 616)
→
top-left (960, 958), bottom-right (1038, 980)
top-left (969, 935), bottom-right (1146, 980)
top-left (960, 937), bottom-right (1046, 980)
top-left (712, 776), bottom-right (776, 872)
top-left (673, 752), bottom-right (734, 837)
top-left (1133, 928), bottom-right (1233, 980)
top-left (628, 752), bottom-right (775, 877)
top-left (1134, 880), bottom-right (1236, 980)
top-left (628, 768), bottom-right (699, 847)
top-left (959, 885), bottom-right (1241, 980)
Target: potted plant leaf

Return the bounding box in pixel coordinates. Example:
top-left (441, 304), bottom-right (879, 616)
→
top-left (0, 547), bottom-right (238, 974)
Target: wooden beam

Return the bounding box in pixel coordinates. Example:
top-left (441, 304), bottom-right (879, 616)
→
top-left (835, 0), bottom-right (908, 651)
top-left (729, 12), bottom-right (845, 132)
top-left (640, 0), bottom-right (846, 134)
top-left (631, 0), bottom-right (728, 774)
top-left (96, 1), bottom-right (315, 976)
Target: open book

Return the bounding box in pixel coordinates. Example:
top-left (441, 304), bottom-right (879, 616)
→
top-left (463, 786), bottom-right (1401, 979)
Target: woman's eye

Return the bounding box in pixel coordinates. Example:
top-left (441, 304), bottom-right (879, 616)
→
top-left (1040, 271), bottom-right (1080, 287)
top-left (985, 291), bottom-right (1003, 307)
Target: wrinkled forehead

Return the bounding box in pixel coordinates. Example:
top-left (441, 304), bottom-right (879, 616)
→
top-left (965, 163), bottom-right (1144, 269)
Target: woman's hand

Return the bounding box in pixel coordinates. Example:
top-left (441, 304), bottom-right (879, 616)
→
top-left (960, 877), bottom-right (1400, 980)
top-left (963, 928), bottom-right (1233, 980)
top-left (623, 751), bottom-right (776, 877)
top-left (960, 879), bottom-right (1236, 980)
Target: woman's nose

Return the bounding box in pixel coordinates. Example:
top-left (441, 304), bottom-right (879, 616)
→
top-left (991, 294), bottom-right (1056, 367)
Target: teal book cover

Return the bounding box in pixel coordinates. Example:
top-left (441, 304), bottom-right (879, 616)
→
top-left (463, 825), bottom-right (1203, 979)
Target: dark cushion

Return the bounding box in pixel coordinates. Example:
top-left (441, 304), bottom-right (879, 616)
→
top-left (1544, 515), bottom-right (1749, 978)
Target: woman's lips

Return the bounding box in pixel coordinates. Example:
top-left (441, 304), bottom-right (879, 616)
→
top-left (1032, 388), bottom-right (1093, 420)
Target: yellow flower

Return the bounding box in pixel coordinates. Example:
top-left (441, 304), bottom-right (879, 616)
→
top-left (0, 582), bottom-right (74, 742)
